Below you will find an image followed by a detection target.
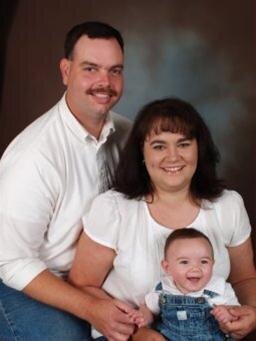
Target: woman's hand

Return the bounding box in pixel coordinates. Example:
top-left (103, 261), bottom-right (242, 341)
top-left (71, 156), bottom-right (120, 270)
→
top-left (131, 327), bottom-right (166, 341)
top-left (219, 305), bottom-right (256, 339)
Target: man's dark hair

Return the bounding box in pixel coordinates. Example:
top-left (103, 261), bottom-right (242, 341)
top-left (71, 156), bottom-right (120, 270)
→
top-left (113, 97), bottom-right (225, 202)
top-left (64, 21), bottom-right (124, 59)
top-left (164, 228), bottom-right (214, 259)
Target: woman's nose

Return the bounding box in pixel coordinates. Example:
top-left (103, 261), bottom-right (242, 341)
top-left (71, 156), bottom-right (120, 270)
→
top-left (167, 146), bottom-right (179, 161)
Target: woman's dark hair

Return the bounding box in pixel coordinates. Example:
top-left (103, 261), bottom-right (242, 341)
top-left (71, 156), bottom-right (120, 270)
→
top-left (64, 21), bottom-right (124, 59)
top-left (164, 228), bottom-right (214, 259)
top-left (113, 97), bottom-right (225, 201)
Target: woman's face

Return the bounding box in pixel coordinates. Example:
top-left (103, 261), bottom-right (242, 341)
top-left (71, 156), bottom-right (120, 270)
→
top-left (143, 130), bottom-right (198, 195)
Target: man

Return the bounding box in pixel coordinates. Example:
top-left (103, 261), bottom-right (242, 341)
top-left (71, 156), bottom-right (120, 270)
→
top-left (0, 21), bottom-right (134, 341)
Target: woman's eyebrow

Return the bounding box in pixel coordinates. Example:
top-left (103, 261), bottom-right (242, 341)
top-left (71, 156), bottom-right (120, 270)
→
top-left (149, 139), bottom-right (166, 145)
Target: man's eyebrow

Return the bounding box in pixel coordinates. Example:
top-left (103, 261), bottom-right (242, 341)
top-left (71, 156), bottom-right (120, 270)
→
top-left (110, 64), bottom-right (123, 69)
top-left (79, 61), bottom-right (124, 69)
top-left (80, 61), bottom-right (98, 67)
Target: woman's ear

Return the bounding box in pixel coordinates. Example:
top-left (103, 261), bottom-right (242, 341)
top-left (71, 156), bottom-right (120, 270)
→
top-left (59, 58), bottom-right (71, 86)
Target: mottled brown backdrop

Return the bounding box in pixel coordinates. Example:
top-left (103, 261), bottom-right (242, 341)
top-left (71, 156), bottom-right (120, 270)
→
top-left (0, 1), bottom-right (255, 338)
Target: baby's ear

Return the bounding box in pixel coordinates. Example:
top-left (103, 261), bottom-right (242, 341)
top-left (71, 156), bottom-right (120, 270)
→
top-left (161, 259), bottom-right (170, 273)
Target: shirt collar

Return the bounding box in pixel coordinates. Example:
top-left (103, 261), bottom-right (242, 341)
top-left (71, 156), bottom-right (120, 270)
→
top-left (59, 93), bottom-right (115, 145)
top-left (161, 275), bottom-right (223, 297)
top-left (164, 276), bottom-right (206, 296)
top-left (99, 113), bottom-right (115, 144)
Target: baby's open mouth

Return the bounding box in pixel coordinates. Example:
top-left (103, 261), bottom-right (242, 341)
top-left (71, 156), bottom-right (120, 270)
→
top-left (187, 276), bottom-right (201, 283)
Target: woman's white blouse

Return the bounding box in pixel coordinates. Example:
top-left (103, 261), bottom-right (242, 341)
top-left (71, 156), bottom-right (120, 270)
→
top-left (83, 189), bottom-right (251, 306)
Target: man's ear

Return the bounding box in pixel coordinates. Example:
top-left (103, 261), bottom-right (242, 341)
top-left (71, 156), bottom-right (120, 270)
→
top-left (60, 58), bottom-right (71, 86)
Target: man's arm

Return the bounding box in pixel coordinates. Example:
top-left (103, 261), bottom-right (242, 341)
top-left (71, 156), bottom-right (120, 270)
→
top-left (24, 269), bottom-right (135, 341)
top-left (23, 269), bottom-right (96, 319)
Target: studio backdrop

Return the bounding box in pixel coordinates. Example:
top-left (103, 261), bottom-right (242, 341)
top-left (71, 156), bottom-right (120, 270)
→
top-left (0, 1), bottom-right (255, 249)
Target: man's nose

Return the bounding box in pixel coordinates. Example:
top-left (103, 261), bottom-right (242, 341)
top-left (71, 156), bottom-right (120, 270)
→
top-left (97, 70), bottom-right (111, 86)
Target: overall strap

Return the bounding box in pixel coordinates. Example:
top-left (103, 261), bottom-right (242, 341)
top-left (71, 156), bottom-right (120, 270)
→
top-left (155, 282), bottom-right (163, 291)
top-left (203, 289), bottom-right (219, 298)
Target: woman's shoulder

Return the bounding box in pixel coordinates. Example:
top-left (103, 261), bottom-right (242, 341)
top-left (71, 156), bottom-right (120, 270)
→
top-left (211, 189), bottom-right (245, 210)
top-left (201, 190), bottom-right (251, 247)
top-left (201, 189), bottom-right (247, 224)
top-left (96, 189), bottom-right (132, 201)
top-left (205, 189), bottom-right (250, 231)
top-left (93, 190), bottom-right (141, 209)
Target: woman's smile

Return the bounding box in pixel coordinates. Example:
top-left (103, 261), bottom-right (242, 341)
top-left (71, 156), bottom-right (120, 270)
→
top-left (143, 131), bottom-right (198, 194)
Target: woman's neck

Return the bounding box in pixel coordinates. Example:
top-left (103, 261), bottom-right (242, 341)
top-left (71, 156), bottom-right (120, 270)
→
top-left (146, 189), bottom-right (200, 229)
top-left (148, 187), bottom-right (196, 206)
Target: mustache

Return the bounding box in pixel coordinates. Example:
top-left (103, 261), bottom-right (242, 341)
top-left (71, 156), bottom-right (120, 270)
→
top-left (86, 87), bottom-right (117, 97)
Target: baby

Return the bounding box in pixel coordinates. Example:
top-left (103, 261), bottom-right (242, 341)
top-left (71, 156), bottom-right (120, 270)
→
top-left (132, 228), bottom-right (239, 340)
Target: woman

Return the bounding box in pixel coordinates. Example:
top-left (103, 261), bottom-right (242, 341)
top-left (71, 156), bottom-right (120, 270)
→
top-left (69, 98), bottom-right (256, 340)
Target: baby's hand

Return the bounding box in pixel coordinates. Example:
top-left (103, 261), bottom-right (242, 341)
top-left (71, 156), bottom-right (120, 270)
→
top-left (211, 305), bottom-right (238, 324)
top-left (129, 304), bottom-right (154, 328)
top-left (128, 310), bottom-right (146, 328)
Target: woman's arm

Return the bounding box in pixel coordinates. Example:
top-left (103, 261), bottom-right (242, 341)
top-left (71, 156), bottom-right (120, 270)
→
top-left (225, 237), bottom-right (256, 339)
top-left (69, 231), bottom-right (115, 288)
top-left (228, 237), bottom-right (256, 305)
top-left (69, 231), bottom-right (135, 340)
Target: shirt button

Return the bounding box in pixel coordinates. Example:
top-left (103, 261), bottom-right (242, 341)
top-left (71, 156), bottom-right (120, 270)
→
top-left (159, 296), bottom-right (166, 304)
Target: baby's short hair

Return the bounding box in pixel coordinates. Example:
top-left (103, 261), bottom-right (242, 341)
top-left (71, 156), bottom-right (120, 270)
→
top-left (164, 228), bottom-right (214, 258)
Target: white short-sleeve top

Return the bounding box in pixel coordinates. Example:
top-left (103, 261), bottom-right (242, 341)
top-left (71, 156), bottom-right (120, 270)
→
top-left (83, 189), bottom-right (251, 307)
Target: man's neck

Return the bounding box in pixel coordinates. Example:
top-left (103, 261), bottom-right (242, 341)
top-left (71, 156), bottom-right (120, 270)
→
top-left (65, 96), bottom-right (107, 140)
top-left (79, 116), bottom-right (106, 140)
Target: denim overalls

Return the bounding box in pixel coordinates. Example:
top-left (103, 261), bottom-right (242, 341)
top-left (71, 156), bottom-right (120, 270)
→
top-left (155, 283), bottom-right (232, 341)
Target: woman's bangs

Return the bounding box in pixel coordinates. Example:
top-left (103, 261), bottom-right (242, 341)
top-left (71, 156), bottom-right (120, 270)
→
top-left (150, 116), bottom-right (194, 138)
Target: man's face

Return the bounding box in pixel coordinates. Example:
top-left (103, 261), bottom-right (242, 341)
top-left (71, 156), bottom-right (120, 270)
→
top-left (60, 35), bottom-right (124, 124)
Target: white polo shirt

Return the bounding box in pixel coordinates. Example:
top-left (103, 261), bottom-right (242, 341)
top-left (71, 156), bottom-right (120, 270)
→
top-left (0, 94), bottom-right (131, 290)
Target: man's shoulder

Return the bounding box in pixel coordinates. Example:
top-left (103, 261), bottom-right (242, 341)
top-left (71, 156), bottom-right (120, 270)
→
top-left (109, 111), bottom-right (132, 147)
top-left (110, 111), bottom-right (132, 130)
top-left (0, 100), bottom-right (63, 169)
top-left (5, 101), bottom-right (59, 146)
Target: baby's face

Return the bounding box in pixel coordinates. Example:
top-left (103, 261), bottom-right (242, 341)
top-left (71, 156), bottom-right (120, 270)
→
top-left (162, 237), bottom-right (214, 294)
